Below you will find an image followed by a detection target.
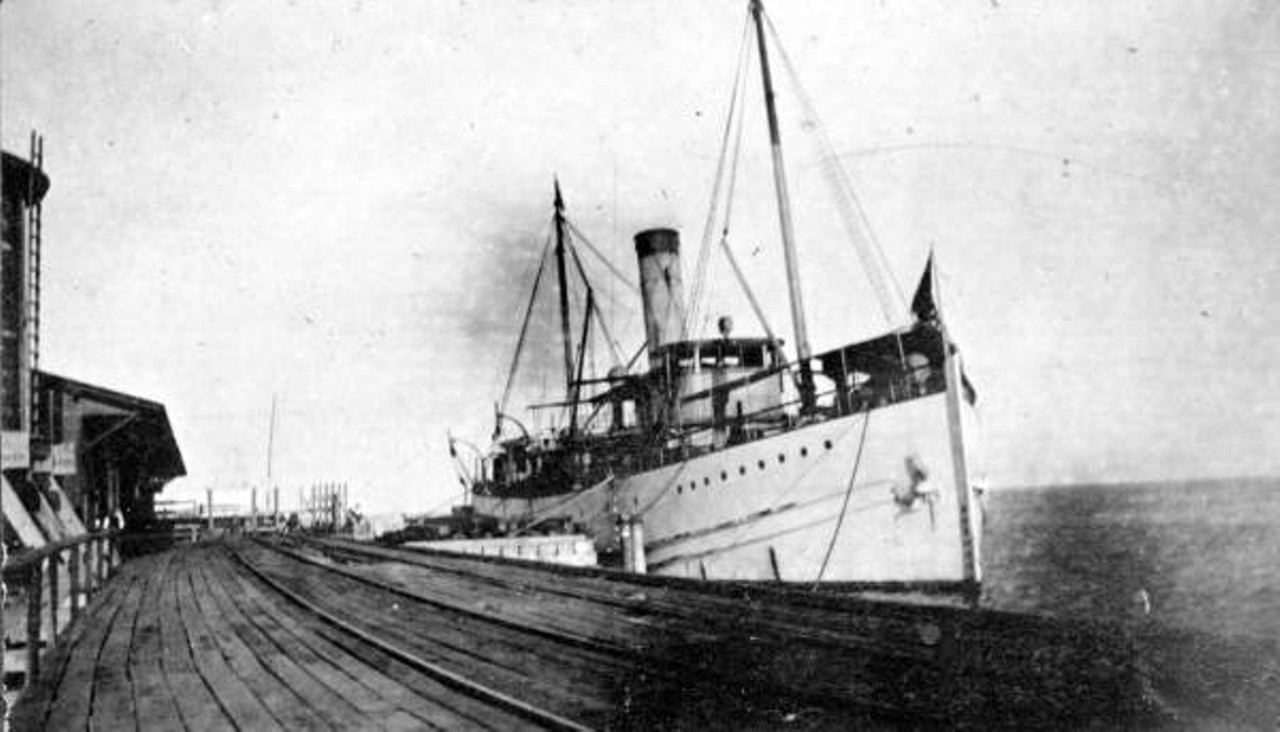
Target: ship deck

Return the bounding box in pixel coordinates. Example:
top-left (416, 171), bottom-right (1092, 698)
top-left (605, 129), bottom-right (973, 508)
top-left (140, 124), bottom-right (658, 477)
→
top-left (10, 536), bottom-right (1168, 729)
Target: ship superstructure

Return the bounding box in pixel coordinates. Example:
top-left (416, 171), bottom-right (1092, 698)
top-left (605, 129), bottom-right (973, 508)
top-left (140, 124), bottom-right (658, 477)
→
top-left (461, 0), bottom-right (983, 591)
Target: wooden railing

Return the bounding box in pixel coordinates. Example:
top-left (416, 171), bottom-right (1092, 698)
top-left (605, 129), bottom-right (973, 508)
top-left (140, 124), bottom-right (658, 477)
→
top-left (1, 528), bottom-right (200, 689)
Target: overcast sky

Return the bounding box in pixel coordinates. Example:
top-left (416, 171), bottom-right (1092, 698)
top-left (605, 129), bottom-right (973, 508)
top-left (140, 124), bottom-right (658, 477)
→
top-left (3, 1), bottom-right (1277, 514)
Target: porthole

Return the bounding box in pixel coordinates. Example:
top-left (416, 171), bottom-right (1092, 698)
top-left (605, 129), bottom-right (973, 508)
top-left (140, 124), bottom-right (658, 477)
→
top-left (677, 485), bottom-right (683, 494)
top-left (739, 466), bottom-right (747, 476)
top-left (778, 454), bottom-right (786, 464)
top-left (633, 497), bottom-right (639, 507)
top-left (704, 477), bottom-right (711, 486)
top-left (823, 440), bottom-right (833, 450)
top-left (758, 460), bottom-right (766, 470)
top-left (720, 471), bottom-right (728, 481)
top-left (800, 447), bottom-right (809, 458)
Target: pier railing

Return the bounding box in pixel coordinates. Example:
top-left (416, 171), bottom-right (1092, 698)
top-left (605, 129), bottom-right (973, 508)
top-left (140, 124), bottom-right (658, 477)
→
top-left (1, 528), bottom-right (200, 692)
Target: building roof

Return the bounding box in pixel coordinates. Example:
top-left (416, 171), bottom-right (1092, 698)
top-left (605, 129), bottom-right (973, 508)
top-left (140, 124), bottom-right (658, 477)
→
top-left (35, 370), bottom-right (186, 481)
top-left (2, 151), bottom-right (51, 204)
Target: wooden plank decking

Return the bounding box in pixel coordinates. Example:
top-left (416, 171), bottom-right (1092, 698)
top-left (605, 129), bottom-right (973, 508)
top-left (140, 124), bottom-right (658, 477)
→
top-left (10, 544), bottom-right (550, 731)
top-left (8, 536), bottom-right (1210, 730)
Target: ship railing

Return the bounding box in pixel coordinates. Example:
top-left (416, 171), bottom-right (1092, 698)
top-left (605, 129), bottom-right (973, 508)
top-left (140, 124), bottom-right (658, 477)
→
top-left (1, 527), bottom-right (202, 694)
top-left (650, 363), bottom-right (944, 471)
top-left (487, 363), bottom-right (942, 486)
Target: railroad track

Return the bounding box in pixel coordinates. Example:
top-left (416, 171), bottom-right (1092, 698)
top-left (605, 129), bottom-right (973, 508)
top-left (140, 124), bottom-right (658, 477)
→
top-left (228, 542), bottom-right (592, 731)
top-left (269, 534), bottom-right (1159, 729)
top-left (232, 538), bottom-right (875, 729)
top-left (14, 537), bottom-right (1160, 729)
top-left (293, 534), bottom-right (956, 658)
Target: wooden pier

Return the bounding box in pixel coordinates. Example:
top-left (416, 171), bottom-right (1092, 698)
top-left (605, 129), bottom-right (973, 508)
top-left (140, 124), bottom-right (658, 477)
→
top-left (9, 536), bottom-right (1179, 729)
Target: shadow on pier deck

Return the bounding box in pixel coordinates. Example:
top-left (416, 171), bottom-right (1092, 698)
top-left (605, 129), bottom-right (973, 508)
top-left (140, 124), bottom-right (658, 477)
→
top-left (12, 537), bottom-right (1271, 730)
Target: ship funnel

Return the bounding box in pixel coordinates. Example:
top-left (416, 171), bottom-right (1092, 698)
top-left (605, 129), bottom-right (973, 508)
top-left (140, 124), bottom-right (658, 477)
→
top-left (634, 228), bottom-right (686, 359)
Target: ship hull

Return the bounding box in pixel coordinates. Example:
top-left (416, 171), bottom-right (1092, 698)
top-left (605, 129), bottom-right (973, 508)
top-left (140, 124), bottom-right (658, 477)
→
top-left (475, 391), bottom-right (982, 585)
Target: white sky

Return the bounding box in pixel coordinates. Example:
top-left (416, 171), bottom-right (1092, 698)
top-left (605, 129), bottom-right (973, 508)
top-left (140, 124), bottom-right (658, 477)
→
top-left (2, 1), bottom-right (1277, 513)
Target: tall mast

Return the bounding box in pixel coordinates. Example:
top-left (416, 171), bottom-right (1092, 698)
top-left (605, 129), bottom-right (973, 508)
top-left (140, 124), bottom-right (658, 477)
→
top-left (552, 180), bottom-right (576, 402)
top-left (266, 392), bottom-right (278, 481)
top-left (751, 0), bottom-right (815, 411)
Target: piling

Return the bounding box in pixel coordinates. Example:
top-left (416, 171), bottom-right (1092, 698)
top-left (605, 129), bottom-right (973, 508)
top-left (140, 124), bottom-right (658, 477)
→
top-left (622, 518), bottom-right (647, 574)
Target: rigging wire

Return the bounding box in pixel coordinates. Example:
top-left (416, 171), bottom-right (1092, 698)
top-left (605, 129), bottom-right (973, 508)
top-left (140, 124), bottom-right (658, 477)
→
top-left (564, 219), bottom-right (639, 297)
top-left (565, 241), bottom-right (625, 368)
top-left (699, 73), bottom-right (757, 338)
top-left (717, 235), bottom-right (776, 341)
top-left (813, 407), bottom-right (872, 586)
top-left (762, 10), bottom-right (908, 326)
top-left (496, 229), bottom-right (553, 426)
top-left (684, 11), bottom-right (754, 339)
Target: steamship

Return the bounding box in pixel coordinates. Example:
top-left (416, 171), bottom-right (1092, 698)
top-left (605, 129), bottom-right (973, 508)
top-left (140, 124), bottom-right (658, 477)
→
top-left (459, 1), bottom-right (983, 590)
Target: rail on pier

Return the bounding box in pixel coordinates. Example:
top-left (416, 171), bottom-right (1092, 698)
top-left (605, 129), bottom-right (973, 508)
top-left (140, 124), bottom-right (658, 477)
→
top-left (11, 536), bottom-right (1276, 729)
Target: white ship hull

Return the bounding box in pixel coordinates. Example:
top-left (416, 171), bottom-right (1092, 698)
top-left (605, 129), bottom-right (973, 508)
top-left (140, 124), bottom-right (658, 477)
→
top-left (476, 389), bottom-right (982, 585)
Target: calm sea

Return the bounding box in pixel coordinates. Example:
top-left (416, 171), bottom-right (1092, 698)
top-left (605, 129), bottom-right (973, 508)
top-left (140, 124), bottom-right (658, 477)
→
top-left (978, 478), bottom-right (1280, 727)
top-left (980, 477), bottom-right (1280, 637)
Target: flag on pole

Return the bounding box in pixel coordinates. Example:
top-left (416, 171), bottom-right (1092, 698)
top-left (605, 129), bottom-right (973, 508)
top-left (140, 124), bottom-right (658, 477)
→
top-left (910, 254), bottom-right (937, 323)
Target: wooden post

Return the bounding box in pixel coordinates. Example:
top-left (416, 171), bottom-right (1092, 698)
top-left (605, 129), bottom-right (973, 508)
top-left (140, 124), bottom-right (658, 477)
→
top-left (83, 538), bottom-right (94, 595)
top-left (273, 486), bottom-right (279, 526)
top-left (68, 543), bottom-right (81, 619)
top-left (96, 536), bottom-right (106, 585)
top-left (26, 563), bottom-right (43, 685)
top-left (48, 554), bottom-right (59, 639)
top-left (207, 488), bottom-right (215, 532)
top-left (251, 487), bottom-right (258, 531)
top-left (620, 518), bottom-right (647, 574)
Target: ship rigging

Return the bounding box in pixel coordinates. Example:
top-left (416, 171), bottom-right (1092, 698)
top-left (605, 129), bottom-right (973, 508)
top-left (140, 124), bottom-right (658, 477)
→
top-left (455, 0), bottom-right (984, 590)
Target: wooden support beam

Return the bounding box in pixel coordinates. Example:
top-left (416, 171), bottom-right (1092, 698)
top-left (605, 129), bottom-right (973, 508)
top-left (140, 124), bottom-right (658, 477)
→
top-left (68, 544), bottom-right (81, 619)
top-left (26, 562), bottom-right (43, 685)
top-left (47, 554), bottom-right (59, 639)
top-left (96, 536), bottom-right (106, 585)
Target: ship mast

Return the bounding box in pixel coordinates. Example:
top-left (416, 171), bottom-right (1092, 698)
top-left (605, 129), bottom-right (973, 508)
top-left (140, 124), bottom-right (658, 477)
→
top-left (750, 0), bottom-right (815, 412)
top-left (552, 180), bottom-right (575, 406)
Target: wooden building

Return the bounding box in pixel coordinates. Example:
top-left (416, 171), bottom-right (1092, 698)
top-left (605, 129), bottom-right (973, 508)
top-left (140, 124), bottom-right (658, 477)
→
top-left (2, 144), bottom-right (185, 553)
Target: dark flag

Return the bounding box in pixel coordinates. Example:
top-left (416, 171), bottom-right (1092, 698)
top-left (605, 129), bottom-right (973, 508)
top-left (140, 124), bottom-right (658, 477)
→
top-left (911, 254), bottom-right (937, 323)
top-left (962, 372), bottom-right (978, 406)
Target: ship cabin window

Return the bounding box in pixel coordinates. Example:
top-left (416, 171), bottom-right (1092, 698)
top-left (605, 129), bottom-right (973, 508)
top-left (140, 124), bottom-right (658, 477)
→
top-left (675, 348), bottom-right (696, 373)
top-left (665, 340), bottom-right (773, 374)
top-left (698, 342), bottom-right (768, 371)
top-left (619, 400), bottom-right (636, 429)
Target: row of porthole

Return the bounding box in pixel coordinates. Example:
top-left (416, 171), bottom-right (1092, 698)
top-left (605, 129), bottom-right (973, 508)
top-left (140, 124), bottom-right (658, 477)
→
top-left (674, 438), bottom-right (836, 496)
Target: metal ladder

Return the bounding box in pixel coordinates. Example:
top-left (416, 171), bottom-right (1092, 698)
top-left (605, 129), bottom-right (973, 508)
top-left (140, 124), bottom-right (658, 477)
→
top-left (27, 131), bottom-right (44, 428)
